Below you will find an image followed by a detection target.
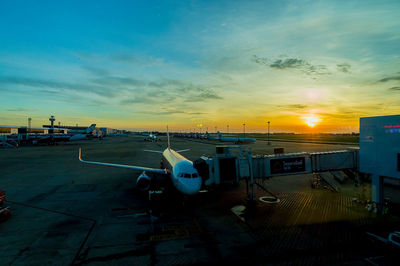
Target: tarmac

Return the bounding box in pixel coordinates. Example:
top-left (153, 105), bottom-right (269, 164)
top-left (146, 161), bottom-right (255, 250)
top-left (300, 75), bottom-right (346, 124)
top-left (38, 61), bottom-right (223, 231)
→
top-left (0, 135), bottom-right (399, 265)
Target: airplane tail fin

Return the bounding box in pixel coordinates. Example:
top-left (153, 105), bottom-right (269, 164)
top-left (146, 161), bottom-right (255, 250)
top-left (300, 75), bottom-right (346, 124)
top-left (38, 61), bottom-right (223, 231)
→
top-left (217, 131), bottom-right (222, 140)
top-left (167, 125), bottom-right (171, 149)
top-left (86, 124), bottom-right (96, 134)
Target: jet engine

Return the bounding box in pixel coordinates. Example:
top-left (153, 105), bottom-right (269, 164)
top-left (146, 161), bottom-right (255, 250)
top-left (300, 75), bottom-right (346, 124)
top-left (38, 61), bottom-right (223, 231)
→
top-left (136, 171), bottom-right (151, 190)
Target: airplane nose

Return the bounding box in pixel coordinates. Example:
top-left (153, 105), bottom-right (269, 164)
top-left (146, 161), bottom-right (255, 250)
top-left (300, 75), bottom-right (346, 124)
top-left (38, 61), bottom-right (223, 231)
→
top-left (179, 177), bottom-right (202, 195)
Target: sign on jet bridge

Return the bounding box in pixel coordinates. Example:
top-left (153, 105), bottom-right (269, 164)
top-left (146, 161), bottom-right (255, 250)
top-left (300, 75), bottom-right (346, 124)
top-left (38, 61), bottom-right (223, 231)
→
top-left (270, 157), bottom-right (306, 174)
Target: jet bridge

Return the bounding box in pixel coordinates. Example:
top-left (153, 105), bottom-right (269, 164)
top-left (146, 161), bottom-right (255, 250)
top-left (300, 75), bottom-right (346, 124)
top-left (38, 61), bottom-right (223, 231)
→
top-left (195, 146), bottom-right (359, 185)
top-left (194, 146), bottom-right (359, 201)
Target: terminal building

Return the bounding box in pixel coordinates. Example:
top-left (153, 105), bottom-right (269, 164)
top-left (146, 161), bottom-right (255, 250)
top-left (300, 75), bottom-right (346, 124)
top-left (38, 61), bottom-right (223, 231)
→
top-left (42, 125), bottom-right (126, 136)
top-left (359, 115), bottom-right (400, 206)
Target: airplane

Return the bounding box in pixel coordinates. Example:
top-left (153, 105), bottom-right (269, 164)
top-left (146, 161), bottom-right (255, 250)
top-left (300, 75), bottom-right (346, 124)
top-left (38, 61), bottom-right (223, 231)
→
top-left (144, 133), bottom-right (160, 142)
top-left (78, 127), bottom-right (202, 195)
top-left (44, 124), bottom-right (96, 135)
top-left (27, 123), bottom-right (96, 144)
top-left (31, 124), bottom-right (96, 143)
top-left (213, 131), bottom-right (256, 144)
top-left (68, 124), bottom-right (96, 141)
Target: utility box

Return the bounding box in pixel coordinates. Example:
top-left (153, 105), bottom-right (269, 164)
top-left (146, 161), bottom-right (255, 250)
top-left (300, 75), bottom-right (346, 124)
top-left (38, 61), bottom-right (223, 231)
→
top-left (360, 115), bottom-right (400, 179)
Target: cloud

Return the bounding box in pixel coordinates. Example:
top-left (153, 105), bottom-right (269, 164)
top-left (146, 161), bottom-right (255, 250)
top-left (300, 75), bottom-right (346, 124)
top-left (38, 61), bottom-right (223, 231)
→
top-left (82, 66), bottom-right (109, 76)
top-left (251, 55), bottom-right (270, 66)
top-left (1, 73), bottom-right (222, 113)
top-left (388, 86), bottom-right (400, 91)
top-left (111, 54), bottom-right (164, 66)
top-left (378, 76), bottom-right (400, 82)
top-left (71, 51), bottom-right (99, 61)
top-left (270, 58), bottom-right (305, 69)
top-left (120, 95), bottom-right (159, 105)
top-left (121, 86), bottom-right (222, 105)
top-left (93, 76), bottom-right (146, 87)
top-left (185, 89), bottom-right (223, 102)
top-left (93, 77), bottom-right (203, 93)
top-left (0, 76), bottom-right (120, 97)
top-left (116, 77), bottom-right (222, 105)
top-left (5, 107), bottom-right (32, 112)
top-left (319, 112), bottom-right (357, 120)
top-left (337, 63), bottom-right (351, 73)
top-left (252, 55), bottom-right (330, 75)
top-left (135, 108), bottom-right (207, 116)
top-left (278, 104), bottom-right (308, 110)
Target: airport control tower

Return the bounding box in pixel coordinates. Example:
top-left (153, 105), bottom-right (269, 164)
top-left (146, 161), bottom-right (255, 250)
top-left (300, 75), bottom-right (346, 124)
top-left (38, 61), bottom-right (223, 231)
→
top-left (49, 116), bottom-right (55, 128)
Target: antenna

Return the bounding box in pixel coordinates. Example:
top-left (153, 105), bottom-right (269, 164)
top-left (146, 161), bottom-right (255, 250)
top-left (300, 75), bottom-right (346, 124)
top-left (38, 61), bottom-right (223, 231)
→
top-left (167, 125), bottom-right (170, 149)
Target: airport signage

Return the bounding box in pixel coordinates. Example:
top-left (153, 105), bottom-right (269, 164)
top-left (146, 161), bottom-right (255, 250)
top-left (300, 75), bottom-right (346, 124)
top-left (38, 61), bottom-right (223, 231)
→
top-left (270, 157), bottom-right (306, 174)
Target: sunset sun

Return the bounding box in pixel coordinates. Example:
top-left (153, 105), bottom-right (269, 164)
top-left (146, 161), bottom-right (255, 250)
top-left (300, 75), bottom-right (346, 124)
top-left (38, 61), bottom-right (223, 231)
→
top-left (304, 116), bottom-right (320, 128)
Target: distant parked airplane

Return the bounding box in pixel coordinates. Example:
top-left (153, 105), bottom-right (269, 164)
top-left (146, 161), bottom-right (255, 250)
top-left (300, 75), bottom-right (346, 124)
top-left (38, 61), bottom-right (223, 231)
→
top-left (207, 131), bottom-right (256, 144)
top-left (144, 133), bottom-right (160, 142)
top-left (79, 127), bottom-right (201, 195)
top-left (68, 124), bottom-right (96, 141)
top-left (34, 123), bottom-right (96, 143)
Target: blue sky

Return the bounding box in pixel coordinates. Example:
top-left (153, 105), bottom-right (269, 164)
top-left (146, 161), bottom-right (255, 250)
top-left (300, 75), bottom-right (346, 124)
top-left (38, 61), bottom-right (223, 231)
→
top-left (1, 0), bottom-right (400, 132)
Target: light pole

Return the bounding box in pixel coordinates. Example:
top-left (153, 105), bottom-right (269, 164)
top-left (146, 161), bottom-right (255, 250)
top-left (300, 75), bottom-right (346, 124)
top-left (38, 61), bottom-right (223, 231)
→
top-left (28, 117), bottom-right (31, 133)
top-left (267, 121), bottom-right (270, 145)
top-left (243, 123), bottom-right (246, 137)
top-left (227, 125), bottom-right (229, 134)
top-left (214, 126), bottom-right (217, 133)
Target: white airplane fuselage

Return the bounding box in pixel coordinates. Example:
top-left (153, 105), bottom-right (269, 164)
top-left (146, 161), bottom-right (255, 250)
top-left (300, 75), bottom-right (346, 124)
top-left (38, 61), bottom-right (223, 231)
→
top-left (217, 132), bottom-right (256, 143)
top-left (218, 136), bottom-right (256, 143)
top-left (162, 148), bottom-right (202, 195)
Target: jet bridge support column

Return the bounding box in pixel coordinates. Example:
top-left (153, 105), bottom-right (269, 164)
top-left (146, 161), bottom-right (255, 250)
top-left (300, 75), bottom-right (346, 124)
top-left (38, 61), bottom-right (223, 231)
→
top-left (248, 148), bottom-right (254, 202)
top-left (371, 174), bottom-right (384, 212)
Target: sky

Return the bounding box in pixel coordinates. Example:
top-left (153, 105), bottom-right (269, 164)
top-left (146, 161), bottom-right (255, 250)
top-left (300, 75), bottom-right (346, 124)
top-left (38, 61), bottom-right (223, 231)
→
top-left (0, 0), bottom-right (400, 133)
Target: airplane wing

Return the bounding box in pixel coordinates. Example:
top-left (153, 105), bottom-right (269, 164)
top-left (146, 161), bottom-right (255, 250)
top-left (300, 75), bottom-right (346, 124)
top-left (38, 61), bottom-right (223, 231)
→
top-left (78, 148), bottom-right (167, 174)
top-left (143, 149), bottom-right (163, 154)
top-left (176, 149), bottom-right (190, 153)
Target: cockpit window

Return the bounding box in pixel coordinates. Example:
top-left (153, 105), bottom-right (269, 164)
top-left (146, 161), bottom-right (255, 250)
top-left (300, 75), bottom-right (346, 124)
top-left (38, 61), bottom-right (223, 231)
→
top-left (192, 173), bottom-right (198, 178)
top-left (184, 173), bottom-right (191, 178)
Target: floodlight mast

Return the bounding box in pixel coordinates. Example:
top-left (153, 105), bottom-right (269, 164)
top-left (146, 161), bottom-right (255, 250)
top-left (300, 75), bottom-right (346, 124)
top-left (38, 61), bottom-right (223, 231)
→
top-left (28, 117), bottom-right (32, 133)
